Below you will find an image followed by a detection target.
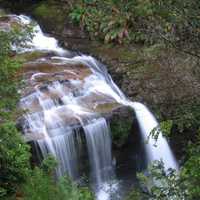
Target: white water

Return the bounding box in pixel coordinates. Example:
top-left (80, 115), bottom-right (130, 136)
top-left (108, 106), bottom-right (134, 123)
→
top-left (21, 87), bottom-right (80, 178)
top-left (78, 55), bottom-right (178, 170)
top-left (72, 55), bottom-right (178, 170)
top-left (130, 102), bottom-right (178, 170)
top-left (96, 182), bottom-right (119, 200)
top-left (83, 117), bottom-right (113, 185)
top-left (10, 13), bottom-right (179, 200)
top-left (16, 15), bottom-right (67, 55)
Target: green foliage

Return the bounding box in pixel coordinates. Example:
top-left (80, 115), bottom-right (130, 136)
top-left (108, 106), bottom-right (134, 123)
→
top-left (172, 102), bottom-right (200, 133)
top-left (0, 25), bottom-right (33, 120)
top-left (127, 135), bottom-right (200, 200)
top-left (69, 0), bottom-right (200, 50)
top-left (0, 123), bottom-right (30, 196)
top-left (69, 0), bottom-right (132, 44)
top-left (136, 161), bottom-right (186, 200)
top-left (22, 166), bottom-right (94, 200)
top-left (69, 5), bottom-right (86, 24)
top-left (150, 120), bottom-right (173, 142)
top-left (126, 161), bottom-right (186, 200)
top-left (180, 133), bottom-right (200, 200)
top-left (110, 118), bottom-right (132, 147)
top-left (22, 167), bottom-right (58, 200)
top-left (57, 176), bottom-right (94, 200)
top-left (0, 15), bottom-right (33, 197)
top-left (41, 154), bottom-right (58, 174)
top-left (126, 189), bottom-right (144, 200)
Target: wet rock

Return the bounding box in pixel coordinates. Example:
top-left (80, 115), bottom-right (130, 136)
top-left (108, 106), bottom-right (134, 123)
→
top-left (19, 58), bottom-right (92, 97)
top-left (108, 106), bottom-right (135, 148)
top-left (17, 50), bottom-right (55, 62)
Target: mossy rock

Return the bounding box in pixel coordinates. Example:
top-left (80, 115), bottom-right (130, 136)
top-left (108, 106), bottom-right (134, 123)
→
top-left (17, 51), bottom-right (54, 62)
top-left (94, 102), bottom-right (121, 114)
top-left (109, 106), bottom-right (134, 148)
top-left (110, 118), bottom-right (133, 148)
top-left (33, 2), bottom-right (68, 33)
top-left (0, 9), bottom-right (6, 17)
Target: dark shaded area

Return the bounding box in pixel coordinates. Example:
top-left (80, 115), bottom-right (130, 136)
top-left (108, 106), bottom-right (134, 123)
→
top-left (0, 0), bottom-right (41, 12)
top-left (113, 119), bottom-right (147, 198)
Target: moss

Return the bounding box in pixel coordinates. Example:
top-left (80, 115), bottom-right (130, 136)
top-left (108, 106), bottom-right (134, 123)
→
top-left (121, 43), bottom-right (167, 78)
top-left (0, 9), bottom-right (6, 17)
top-left (91, 42), bottom-right (160, 74)
top-left (17, 51), bottom-right (52, 62)
top-left (94, 102), bottom-right (121, 113)
top-left (92, 44), bottom-right (140, 63)
top-left (33, 2), bottom-right (68, 32)
top-left (33, 4), bottom-right (52, 17)
top-left (110, 118), bottom-right (133, 148)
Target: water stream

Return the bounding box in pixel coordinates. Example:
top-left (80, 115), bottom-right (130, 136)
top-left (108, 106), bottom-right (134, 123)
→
top-left (2, 14), bottom-right (178, 200)
top-left (83, 117), bottom-right (113, 185)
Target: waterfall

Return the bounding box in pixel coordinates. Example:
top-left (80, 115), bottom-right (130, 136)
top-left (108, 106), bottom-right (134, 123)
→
top-left (130, 102), bottom-right (178, 170)
top-left (83, 118), bottom-right (118, 200)
top-left (16, 15), bottom-right (67, 55)
top-left (5, 13), bottom-right (179, 200)
top-left (83, 117), bottom-right (113, 185)
top-left (78, 56), bottom-right (179, 171)
top-left (37, 128), bottom-right (79, 178)
top-left (21, 88), bottom-right (80, 178)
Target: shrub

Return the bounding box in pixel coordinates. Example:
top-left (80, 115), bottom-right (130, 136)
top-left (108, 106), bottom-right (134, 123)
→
top-left (180, 135), bottom-right (200, 200)
top-left (22, 164), bottom-right (94, 200)
top-left (110, 118), bottom-right (132, 147)
top-left (0, 15), bottom-right (33, 197)
top-left (69, 0), bottom-right (200, 53)
top-left (0, 123), bottom-right (30, 196)
top-left (126, 134), bottom-right (200, 200)
top-left (126, 161), bottom-right (186, 200)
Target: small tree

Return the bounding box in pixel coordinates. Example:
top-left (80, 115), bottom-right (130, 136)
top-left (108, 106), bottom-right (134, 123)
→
top-left (0, 16), bottom-right (33, 197)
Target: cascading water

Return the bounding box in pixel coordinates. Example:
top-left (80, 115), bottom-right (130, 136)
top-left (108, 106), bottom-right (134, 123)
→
top-left (17, 15), bottom-right (67, 55)
top-left (79, 56), bottom-right (178, 171)
top-left (21, 86), bottom-right (80, 178)
top-left (3, 13), bottom-right (179, 200)
top-left (83, 117), bottom-right (113, 185)
top-left (130, 102), bottom-right (178, 170)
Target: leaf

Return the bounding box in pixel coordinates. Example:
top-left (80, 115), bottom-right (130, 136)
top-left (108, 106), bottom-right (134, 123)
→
top-left (104, 33), bottom-right (111, 43)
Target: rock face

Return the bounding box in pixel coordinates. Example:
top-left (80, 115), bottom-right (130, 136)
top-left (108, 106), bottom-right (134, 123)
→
top-left (109, 106), bottom-right (134, 148)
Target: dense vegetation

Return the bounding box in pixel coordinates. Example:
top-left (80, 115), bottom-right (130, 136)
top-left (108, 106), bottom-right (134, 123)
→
top-left (70, 0), bottom-right (200, 50)
top-left (0, 28), bottom-right (31, 197)
top-left (125, 139), bottom-right (200, 200)
top-left (22, 156), bottom-right (94, 200)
